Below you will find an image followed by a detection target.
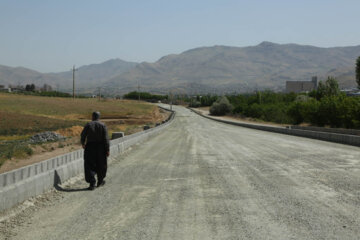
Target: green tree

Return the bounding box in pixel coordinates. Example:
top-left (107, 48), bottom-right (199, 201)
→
top-left (287, 98), bottom-right (320, 125)
top-left (314, 76), bottom-right (340, 100)
top-left (356, 56), bottom-right (360, 89)
top-left (325, 77), bottom-right (340, 96)
top-left (199, 94), bottom-right (218, 106)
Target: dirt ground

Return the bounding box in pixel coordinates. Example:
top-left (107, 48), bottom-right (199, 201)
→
top-left (0, 138), bottom-right (81, 174)
top-left (0, 107), bottom-right (170, 174)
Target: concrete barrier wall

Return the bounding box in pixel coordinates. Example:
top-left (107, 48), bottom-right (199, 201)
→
top-left (189, 108), bottom-right (360, 147)
top-left (290, 125), bottom-right (360, 136)
top-left (0, 107), bottom-right (175, 212)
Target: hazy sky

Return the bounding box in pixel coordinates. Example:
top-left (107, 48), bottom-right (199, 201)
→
top-left (1, 0), bottom-right (359, 72)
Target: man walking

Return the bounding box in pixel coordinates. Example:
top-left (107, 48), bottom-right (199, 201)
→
top-left (81, 111), bottom-right (110, 190)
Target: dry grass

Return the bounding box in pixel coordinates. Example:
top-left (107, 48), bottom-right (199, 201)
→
top-left (0, 93), bottom-right (155, 120)
top-left (0, 93), bottom-right (169, 171)
top-left (0, 111), bottom-right (80, 136)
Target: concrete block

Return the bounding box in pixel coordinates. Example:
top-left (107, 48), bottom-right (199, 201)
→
top-left (8, 172), bottom-right (15, 185)
top-left (35, 163), bottom-right (40, 175)
top-left (112, 132), bottom-right (124, 139)
top-left (14, 169), bottom-right (22, 183)
top-left (0, 174), bottom-right (5, 187)
top-left (51, 158), bottom-right (56, 169)
top-left (41, 162), bottom-right (46, 173)
top-left (0, 174), bottom-right (6, 187)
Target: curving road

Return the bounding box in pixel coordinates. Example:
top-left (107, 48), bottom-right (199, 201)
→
top-left (2, 106), bottom-right (360, 240)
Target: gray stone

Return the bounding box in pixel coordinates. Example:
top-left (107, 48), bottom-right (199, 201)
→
top-left (111, 132), bottom-right (125, 140)
top-left (29, 132), bottom-right (65, 144)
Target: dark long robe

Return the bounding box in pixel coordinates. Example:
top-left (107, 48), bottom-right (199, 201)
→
top-left (81, 120), bottom-right (110, 185)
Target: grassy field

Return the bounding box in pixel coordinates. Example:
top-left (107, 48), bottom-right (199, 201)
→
top-left (0, 93), bottom-right (168, 170)
top-left (0, 93), bottom-right (156, 121)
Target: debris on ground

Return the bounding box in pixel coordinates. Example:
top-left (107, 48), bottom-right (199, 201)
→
top-left (29, 132), bottom-right (66, 144)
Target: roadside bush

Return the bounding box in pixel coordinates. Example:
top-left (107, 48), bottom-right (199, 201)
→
top-left (287, 95), bottom-right (360, 128)
top-left (261, 103), bottom-right (291, 123)
top-left (232, 103), bottom-right (247, 114)
top-left (200, 95), bottom-right (218, 106)
top-left (184, 89), bottom-right (360, 129)
top-left (287, 98), bottom-right (320, 125)
top-left (242, 103), bottom-right (292, 124)
top-left (318, 95), bottom-right (360, 128)
top-left (189, 100), bottom-right (201, 108)
top-left (244, 103), bottom-right (263, 119)
top-left (210, 96), bottom-right (233, 116)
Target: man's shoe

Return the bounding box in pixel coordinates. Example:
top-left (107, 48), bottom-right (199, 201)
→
top-left (97, 180), bottom-right (106, 187)
top-left (88, 184), bottom-right (95, 190)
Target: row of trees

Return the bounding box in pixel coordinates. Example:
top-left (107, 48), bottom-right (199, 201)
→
top-left (191, 77), bottom-right (360, 129)
top-left (356, 56), bottom-right (360, 89)
top-left (4, 83), bottom-right (75, 98)
top-left (7, 83), bottom-right (53, 92)
top-left (123, 91), bottom-right (168, 102)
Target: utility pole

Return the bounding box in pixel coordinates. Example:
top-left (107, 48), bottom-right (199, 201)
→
top-left (138, 82), bottom-right (140, 101)
top-left (72, 65), bottom-right (78, 100)
top-left (170, 91), bottom-right (173, 111)
top-left (98, 87), bottom-right (101, 101)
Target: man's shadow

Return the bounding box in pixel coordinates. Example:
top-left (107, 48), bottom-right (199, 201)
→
top-left (54, 170), bottom-right (89, 192)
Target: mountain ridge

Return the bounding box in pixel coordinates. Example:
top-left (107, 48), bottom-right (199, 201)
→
top-left (103, 42), bottom-right (360, 94)
top-left (0, 59), bottom-right (138, 92)
top-left (1, 42), bottom-right (359, 94)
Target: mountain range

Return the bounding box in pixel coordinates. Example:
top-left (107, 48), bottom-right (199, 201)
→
top-left (1, 42), bottom-right (359, 95)
top-left (0, 59), bottom-right (137, 93)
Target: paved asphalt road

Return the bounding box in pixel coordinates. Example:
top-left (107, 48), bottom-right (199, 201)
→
top-left (2, 106), bottom-right (360, 240)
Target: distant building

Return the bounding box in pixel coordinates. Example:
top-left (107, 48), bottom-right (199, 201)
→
top-left (343, 89), bottom-right (360, 96)
top-left (0, 87), bottom-right (11, 93)
top-left (41, 84), bottom-right (53, 92)
top-left (9, 87), bottom-right (23, 92)
top-left (286, 76), bottom-right (317, 93)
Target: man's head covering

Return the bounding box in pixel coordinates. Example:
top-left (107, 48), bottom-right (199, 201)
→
top-left (92, 111), bottom-right (100, 121)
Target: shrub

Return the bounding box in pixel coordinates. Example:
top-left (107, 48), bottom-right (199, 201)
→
top-left (189, 100), bottom-right (201, 108)
top-left (318, 95), bottom-right (360, 128)
top-left (244, 103), bottom-right (263, 119)
top-left (232, 103), bottom-right (247, 114)
top-left (261, 103), bottom-right (291, 123)
top-left (287, 98), bottom-right (320, 125)
top-left (200, 95), bottom-right (218, 106)
top-left (210, 96), bottom-right (233, 116)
